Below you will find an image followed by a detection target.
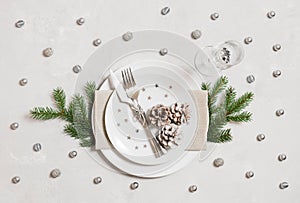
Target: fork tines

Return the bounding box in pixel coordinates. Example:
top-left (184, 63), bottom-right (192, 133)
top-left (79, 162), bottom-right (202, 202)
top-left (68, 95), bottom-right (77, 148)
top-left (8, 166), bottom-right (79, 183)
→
top-left (121, 67), bottom-right (136, 89)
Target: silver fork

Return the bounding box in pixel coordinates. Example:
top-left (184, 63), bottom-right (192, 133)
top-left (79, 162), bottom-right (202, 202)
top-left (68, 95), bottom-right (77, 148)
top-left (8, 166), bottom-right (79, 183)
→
top-left (121, 67), bottom-right (136, 89)
top-left (121, 67), bottom-right (164, 158)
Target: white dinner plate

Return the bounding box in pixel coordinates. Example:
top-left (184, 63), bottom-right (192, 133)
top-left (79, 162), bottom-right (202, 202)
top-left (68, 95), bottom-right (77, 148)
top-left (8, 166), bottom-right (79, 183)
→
top-left (101, 60), bottom-right (200, 166)
top-left (75, 30), bottom-right (218, 177)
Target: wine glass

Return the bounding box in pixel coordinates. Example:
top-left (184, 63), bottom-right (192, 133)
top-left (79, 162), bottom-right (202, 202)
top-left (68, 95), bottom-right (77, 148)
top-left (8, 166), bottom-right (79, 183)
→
top-left (194, 40), bottom-right (244, 78)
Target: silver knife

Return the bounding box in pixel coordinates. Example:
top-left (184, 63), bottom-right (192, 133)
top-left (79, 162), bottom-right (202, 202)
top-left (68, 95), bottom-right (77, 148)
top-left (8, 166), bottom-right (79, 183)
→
top-left (109, 69), bottom-right (164, 157)
top-left (109, 69), bottom-right (133, 105)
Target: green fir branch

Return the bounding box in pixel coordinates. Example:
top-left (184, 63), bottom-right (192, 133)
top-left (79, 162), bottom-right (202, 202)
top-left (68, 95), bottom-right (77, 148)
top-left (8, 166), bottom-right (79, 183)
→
top-left (52, 88), bottom-right (66, 112)
top-left (84, 81), bottom-right (96, 106)
top-left (30, 82), bottom-right (96, 147)
top-left (79, 139), bottom-right (93, 147)
top-left (84, 81), bottom-right (96, 121)
top-left (225, 86), bottom-right (236, 110)
top-left (65, 100), bottom-right (74, 123)
top-left (227, 92), bottom-right (254, 115)
top-left (227, 111), bottom-right (252, 122)
top-left (201, 83), bottom-right (210, 91)
top-left (209, 76), bottom-right (228, 108)
top-left (206, 106), bottom-right (227, 143)
top-left (218, 129), bottom-right (232, 143)
top-left (203, 76), bottom-right (254, 143)
top-left (30, 107), bottom-right (60, 120)
top-left (67, 94), bottom-right (94, 147)
top-left (63, 123), bottom-right (78, 138)
top-left (72, 94), bottom-right (87, 119)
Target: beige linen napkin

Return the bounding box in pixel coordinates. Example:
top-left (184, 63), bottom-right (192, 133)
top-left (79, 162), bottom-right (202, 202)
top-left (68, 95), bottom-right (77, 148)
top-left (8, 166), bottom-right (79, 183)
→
top-left (93, 90), bottom-right (208, 151)
top-left (187, 90), bottom-right (208, 151)
top-left (93, 90), bottom-right (114, 150)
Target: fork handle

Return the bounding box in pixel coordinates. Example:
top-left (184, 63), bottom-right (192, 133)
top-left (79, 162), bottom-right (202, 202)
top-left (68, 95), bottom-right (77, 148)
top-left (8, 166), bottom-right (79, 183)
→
top-left (140, 111), bottom-right (164, 157)
top-left (143, 125), bottom-right (164, 158)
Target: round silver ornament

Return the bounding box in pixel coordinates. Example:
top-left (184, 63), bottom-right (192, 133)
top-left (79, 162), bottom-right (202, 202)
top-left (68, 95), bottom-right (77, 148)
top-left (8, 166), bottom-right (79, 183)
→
top-left (73, 65), bottom-right (82, 73)
top-left (69, 151), bottom-right (77, 158)
top-left (122, 32), bottom-right (133, 41)
top-left (93, 38), bottom-right (102, 46)
top-left (210, 12), bottom-right (219, 20)
top-left (93, 177), bottom-right (102, 184)
top-left (244, 37), bottom-right (253, 45)
top-left (246, 75), bottom-right (255, 83)
top-left (15, 20), bottom-right (25, 28)
top-left (191, 30), bottom-right (202, 40)
top-left (130, 182), bottom-right (139, 190)
top-left (10, 122), bottom-right (19, 130)
top-left (273, 70), bottom-right (281, 77)
top-left (50, 169), bottom-right (61, 178)
top-left (19, 78), bottom-right (28, 86)
top-left (276, 109), bottom-right (284, 117)
top-left (33, 143), bottom-right (42, 152)
top-left (256, 134), bottom-right (265, 141)
top-left (273, 44), bottom-right (281, 52)
top-left (43, 48), bottom-right (53, 57)
top-left (278, 154), bottom-right (287, 161)
top-left (76, 17), bottom-right (85, 25)
top-left (161, 7), bottom-right (170, 15)
top-left (189, 185), bottom-right (197, 192)
top-left (267, 11), bottom-right (276, 19)
top-left (12, 176), bottom-right (20, 184)
top-left (213, 158), bottom-right (224, 167)
top-left (279, 182), bottom-right (289, 189)
top-left (245, 171), bottom-right (254, 179)
top-left (159, 48), bottom-right (168, 56)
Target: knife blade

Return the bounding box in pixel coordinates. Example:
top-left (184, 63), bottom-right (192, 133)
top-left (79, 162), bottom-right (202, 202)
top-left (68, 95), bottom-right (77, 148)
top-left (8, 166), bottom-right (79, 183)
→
top-left (109, 69), bottom-right (134, 105)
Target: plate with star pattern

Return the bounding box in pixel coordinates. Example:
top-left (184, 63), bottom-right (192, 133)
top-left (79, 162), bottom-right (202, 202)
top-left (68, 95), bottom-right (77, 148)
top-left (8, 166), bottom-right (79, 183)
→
top-left (101, 60), bottom-right (201, 166)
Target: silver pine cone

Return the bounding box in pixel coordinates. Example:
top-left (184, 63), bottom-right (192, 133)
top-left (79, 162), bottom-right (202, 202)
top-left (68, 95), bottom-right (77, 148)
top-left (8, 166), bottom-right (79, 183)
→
top-left (149, 104), bottom-right (171, 127)
top-left (157, 124), bottom-right (180, 149)
top-left (168, 103), bottom-right (191, 125)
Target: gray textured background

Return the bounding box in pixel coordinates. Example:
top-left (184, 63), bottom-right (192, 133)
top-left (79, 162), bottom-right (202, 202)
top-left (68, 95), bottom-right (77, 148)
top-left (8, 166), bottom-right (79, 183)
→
top-left (0, 0), bottom-right (299, 202)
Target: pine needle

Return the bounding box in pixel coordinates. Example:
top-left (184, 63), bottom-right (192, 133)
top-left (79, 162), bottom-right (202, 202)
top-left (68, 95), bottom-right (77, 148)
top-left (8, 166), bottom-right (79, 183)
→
top-left (65, 100), bottom-right (74, 123)
top-left (207, 106), bottom-right (227, 142)
top-left (209, 76), bottom-right (228, 108)
top-left (225, 86), bottom-right (236, 110)
top-left (64, 123), bottom-right (78, 138)
top-left (218, 129), bottom-right (232, 143)
top-left (201, 83), bottom-right (210, 91)
top-left (84, 81), bottom-right (96, 105)
top-left (84, 81), bottom-right (96, 121)
top-left (227, 92), bottom-right (254, 115)
top-left (72, 94), bottom-right (94, 147)
top-left (79, 139), bottom-right (93, 147)
top-left (30, 107), bottom-right (60, 120)
top-left (72, 94), bottom-right (87, 119)
top-left (52, 88), bottom-right (66, 112)
top-left (227, 111), bottom-right (252, 122)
